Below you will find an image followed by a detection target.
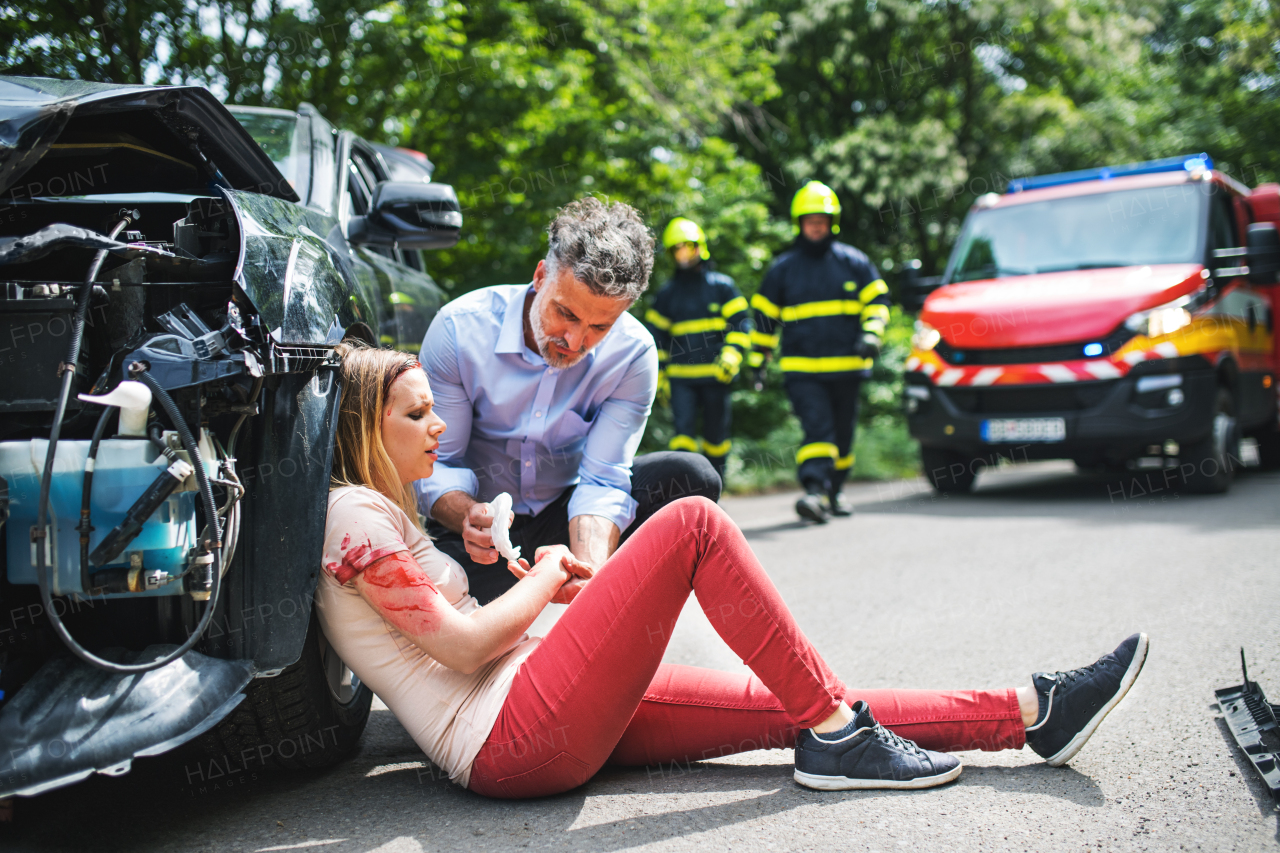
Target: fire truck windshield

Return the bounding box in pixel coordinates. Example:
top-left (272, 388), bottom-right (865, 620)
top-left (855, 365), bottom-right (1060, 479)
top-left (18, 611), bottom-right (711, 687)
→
top-left (947, 183), bottom-right (1206, 283)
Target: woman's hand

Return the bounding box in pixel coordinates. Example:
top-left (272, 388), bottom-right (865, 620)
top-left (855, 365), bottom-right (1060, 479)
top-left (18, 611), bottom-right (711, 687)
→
top-left (506, 545), bottom-right (593, 605)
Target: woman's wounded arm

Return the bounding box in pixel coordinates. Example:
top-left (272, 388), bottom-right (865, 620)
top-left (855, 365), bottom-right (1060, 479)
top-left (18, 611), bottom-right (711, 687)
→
top-left (352, 551), bottom-right (570, 674)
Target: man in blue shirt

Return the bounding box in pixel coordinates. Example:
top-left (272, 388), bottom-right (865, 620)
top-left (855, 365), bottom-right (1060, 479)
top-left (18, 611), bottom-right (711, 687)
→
top-left (418, 198), bottom-right (721, 603)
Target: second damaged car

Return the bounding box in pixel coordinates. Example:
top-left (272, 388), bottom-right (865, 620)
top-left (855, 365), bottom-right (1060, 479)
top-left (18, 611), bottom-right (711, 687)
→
top-left (0, 76), bottom-right (460, 800)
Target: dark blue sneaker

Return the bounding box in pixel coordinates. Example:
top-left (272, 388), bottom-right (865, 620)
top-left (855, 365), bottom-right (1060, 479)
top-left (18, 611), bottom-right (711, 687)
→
top-left (1026, 632), bottom-right (1149, 767)
top-left (793, 700), bottom-right (962, 790)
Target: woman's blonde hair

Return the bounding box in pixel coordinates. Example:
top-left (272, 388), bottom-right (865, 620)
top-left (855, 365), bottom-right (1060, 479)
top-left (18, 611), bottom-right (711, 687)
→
top-left (332, 341), bottom-right (425, 526)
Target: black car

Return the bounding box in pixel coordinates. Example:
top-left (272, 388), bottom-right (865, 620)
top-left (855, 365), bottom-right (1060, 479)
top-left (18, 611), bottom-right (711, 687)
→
top-left (0, 76), bottom-right (460, 800)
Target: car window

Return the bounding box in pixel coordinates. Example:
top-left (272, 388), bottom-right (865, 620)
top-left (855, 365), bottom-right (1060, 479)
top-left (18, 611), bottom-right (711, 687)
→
top-left (230, 108), bottom-right (312, 202)
top-left (1208, 190), bottom-right (1238, 255)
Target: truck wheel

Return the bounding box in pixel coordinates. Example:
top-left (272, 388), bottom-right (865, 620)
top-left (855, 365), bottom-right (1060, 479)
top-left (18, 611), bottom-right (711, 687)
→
top-left (195, 610), bottom-right (372, 770)
top-left (1179, 388), bottom-right (1241, 494)
top-left (921, 446), bottom-right (978, 493)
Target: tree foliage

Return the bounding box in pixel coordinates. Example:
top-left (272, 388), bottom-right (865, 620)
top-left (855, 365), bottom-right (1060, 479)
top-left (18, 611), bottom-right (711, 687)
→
top-left (3, 0), bottom-right (1276, 482)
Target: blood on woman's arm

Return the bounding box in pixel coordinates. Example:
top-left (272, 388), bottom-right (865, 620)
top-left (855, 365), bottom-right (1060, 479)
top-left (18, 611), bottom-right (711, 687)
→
top-left (352, 552), bottom-right (447, 637)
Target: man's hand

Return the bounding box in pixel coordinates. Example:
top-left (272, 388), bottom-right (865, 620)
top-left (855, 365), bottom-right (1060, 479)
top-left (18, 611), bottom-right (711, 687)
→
top-left (431, 491), bottom-right (507, 564)
top-left (713, 346), bottom-right (742, 384)
top-left (856, 333), bottom-right (881, 360)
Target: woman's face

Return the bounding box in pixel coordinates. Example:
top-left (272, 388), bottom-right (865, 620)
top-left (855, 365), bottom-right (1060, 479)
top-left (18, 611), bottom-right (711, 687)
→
top-left (382, 368), bottom-right (447, 485)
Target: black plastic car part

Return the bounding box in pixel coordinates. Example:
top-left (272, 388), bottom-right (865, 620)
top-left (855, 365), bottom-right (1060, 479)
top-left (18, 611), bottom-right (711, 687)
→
top-left (0, 646), bottom-right (253, 798)
top-left (1215, 649), bottom-right (1280, 800)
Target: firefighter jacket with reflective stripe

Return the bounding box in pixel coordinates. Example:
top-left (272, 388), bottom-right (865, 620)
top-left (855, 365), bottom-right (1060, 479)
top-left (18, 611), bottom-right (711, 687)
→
top-left (645, 267), bottom-right (753, 381)
top-left (751, 239), bottom-right (890, 376)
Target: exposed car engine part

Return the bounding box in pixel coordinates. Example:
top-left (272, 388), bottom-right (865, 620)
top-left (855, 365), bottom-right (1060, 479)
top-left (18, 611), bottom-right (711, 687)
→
top-left (1215, 650), bottom-right (1280, 800)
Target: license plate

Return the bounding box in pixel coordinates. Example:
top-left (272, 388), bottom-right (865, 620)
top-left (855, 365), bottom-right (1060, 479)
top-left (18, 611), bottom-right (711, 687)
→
top-left (981, 417), bottom-right (1066, 443)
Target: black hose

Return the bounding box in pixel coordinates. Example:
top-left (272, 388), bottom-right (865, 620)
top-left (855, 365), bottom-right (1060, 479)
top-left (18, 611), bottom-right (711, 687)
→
top-left (32, 213), bottom-right (224, 674)
top-left (38, 370), bottom-right (223, 674)
top-left (78, 406), bottom-right (116, 593)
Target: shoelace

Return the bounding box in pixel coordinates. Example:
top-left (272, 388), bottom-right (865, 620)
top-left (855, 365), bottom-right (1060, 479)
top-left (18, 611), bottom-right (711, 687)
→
top-left (872, 723), bottom-right (927, 757)
top-left (1046, 659), bottom-right (1104, 686)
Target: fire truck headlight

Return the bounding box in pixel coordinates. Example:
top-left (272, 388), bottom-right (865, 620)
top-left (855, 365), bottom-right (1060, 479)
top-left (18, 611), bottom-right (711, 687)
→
top-left (912, 320), bottom-right (942, 351)
top-left (1124, 299), bottom-right (1192, 339)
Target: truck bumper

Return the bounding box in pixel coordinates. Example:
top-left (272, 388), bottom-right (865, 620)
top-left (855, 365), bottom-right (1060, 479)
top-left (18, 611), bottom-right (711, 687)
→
top-left (905, 361), bottom-right (1220, 462)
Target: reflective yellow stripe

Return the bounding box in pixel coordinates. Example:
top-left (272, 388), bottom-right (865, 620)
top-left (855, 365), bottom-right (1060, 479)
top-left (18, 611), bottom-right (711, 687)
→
top-left (751, 292), bottom-right (782, 319)
top-left (702, 438), bottom-right (732, 456)
top-left (780, 355), bottom-right (874, 373)
top-left (717, 346), bottom-right (742, 367)
top-left (796, 442), bottom-right (838, 464)
top-left (780, 300), bottom-right (863, 322)
top-left (656, 349), bottom-right (669, 362)
top-left (645, 309), bottom-right (671, 331)
top-left (750, 330), bottom-right (780, 348)
top-left (720, 296), bottom-right (748, 317)
top-left (670, 317), bottom-right (727, 336)
top-left (725, 331), bottom-right (752, 349)
top-left (862, 321), bottom-right (886, 336)
top-left (858, 278), bottom-right (889, 304)
top-left (667, 363), bottom-right (722, 378)
top-left (835, 454), bottom-right (855, 470)
top-left (746, 350), bottom-right (764, 367)
top-left (669, 434), bottom-right (700, 452)
top-left (861, 303), bottom-right (890, 322)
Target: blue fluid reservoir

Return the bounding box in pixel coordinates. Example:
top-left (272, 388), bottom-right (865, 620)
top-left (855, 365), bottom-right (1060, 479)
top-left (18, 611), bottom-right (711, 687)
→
top-left (1, 436), bottom-right (210, 597)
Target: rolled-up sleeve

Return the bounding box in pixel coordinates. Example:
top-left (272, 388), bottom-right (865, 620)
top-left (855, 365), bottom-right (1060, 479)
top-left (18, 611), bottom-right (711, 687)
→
top-left (416, 313), bottom-right (479, 517)
top-left (566, 342), bottom-right (658, 531)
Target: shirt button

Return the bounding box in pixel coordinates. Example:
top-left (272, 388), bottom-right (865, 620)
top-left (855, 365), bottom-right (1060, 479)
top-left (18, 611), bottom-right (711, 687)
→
top-left (525, 461), bottom-right (532, 467)
top-left (535, 411), bottom-right (543, 417)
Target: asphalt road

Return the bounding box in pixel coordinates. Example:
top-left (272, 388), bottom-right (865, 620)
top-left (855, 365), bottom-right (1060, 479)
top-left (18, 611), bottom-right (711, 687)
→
top-left (4, 460), bottom-right (1279, 853)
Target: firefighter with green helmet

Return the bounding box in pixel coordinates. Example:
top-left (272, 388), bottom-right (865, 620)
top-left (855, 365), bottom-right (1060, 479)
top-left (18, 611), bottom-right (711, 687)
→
top-left (645, 217), bottom-right (754, 483)
top-left (751, 181), bottom-right (891, 523)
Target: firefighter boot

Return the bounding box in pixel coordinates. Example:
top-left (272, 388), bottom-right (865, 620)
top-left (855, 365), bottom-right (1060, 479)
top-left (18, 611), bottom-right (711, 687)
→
top-left (826, 489), bottom-right (854, 517)
top-left (795, 492), bottom-right (829, 524)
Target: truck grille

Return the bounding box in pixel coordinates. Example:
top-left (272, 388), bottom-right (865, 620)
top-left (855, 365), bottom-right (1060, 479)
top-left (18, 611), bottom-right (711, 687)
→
top-left (942, 381), bottom-right (1115, 414)
top-left (935, 327), bottom-right (1134, 366)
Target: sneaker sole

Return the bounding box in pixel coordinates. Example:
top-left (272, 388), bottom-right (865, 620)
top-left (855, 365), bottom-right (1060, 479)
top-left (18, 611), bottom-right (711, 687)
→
top-left (793, 762), bottom-right (962, 791)
top-left (1044, 632), bottom-right (1150, 767)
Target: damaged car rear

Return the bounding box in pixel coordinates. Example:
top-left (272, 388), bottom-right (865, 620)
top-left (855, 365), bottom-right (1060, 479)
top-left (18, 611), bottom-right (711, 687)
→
top-left (0, 76), bottom-right (461, 799)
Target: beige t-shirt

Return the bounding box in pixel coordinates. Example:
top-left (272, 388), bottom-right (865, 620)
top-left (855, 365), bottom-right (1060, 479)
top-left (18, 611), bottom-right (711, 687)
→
top-left (317, 486), bottom-right (540, 787)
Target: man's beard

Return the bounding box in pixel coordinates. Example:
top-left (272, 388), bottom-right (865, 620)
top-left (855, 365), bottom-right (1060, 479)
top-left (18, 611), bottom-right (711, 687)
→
top-left (529, 287), bottom-right (588, 368)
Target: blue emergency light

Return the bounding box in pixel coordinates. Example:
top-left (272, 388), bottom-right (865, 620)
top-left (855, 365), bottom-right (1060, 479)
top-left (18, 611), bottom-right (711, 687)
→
top-left (1006, 153), bottom-right (1213, 193)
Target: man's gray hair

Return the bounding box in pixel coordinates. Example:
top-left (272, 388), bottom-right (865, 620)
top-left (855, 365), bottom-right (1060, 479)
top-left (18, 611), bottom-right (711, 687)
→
top-left (544, 197), bottom-right (655, 302)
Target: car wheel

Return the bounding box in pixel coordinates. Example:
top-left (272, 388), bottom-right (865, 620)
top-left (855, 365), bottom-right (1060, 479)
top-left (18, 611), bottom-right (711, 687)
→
top-left (921, 446), bottom-right (978, 493)
top-left (195, 610), bottom-right (372, 770)
top-left (1179, 388), bottom-right (1240, 494)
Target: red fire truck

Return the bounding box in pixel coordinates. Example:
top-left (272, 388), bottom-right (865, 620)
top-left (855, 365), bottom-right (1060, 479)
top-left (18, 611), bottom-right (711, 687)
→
top-left (903, 154), bottom-right (1280, 494)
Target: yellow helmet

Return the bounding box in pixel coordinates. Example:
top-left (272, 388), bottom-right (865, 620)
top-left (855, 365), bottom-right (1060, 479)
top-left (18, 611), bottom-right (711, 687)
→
top-left (662, 217), bottom-right (710, 260)
top-left (791, 181), bottom-right (841, 234)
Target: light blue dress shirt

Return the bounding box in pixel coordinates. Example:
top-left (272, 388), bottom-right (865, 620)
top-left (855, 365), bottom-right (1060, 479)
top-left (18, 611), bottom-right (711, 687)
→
top-left (416, 283), bottom-right (658, 532)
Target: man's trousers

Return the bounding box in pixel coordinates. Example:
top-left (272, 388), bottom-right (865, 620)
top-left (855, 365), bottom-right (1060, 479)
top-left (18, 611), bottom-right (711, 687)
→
top-left (785, 374), bottom-right (863, 496)
top-left (668, 378), bottom-right (732, 480)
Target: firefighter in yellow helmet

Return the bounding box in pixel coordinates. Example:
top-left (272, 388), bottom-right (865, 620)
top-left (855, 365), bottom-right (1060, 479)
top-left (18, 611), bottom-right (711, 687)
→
top-left (645, 217), bottom-right (754, 483)
top-left (751, 181), bottom-right (891, 523)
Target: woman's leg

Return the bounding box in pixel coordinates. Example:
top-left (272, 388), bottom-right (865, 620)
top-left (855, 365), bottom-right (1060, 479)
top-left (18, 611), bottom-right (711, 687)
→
top-left (468, 496), bottom-right (846, 798)
top-left (606, 665), bottom-right (1024, 768)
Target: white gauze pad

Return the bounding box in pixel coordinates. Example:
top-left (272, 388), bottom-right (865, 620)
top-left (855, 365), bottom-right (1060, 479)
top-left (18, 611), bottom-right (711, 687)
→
top-left (487, 492), bottom-right (522, 562)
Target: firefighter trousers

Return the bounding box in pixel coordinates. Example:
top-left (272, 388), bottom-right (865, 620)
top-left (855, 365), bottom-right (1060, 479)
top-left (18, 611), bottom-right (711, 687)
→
top-left (785, 374), bottom-right (863, 496)
top-left (669, 378), bottom-right (732, 482)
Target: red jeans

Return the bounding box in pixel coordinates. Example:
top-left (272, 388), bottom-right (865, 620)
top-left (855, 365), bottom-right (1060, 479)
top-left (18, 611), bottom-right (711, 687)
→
top-left (468, 497), bottom-right (1024, 799)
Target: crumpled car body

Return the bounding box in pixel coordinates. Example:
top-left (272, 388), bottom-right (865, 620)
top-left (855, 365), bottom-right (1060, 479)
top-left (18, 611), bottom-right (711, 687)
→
top-left (0, 76), bottom-right (458, 799)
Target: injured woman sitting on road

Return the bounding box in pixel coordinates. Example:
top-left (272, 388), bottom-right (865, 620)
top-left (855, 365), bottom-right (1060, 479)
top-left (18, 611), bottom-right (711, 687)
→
top-left (319, 342), bottom-right (1149, 799)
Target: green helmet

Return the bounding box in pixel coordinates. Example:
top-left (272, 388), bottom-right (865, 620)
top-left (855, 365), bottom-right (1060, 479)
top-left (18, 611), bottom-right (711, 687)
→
top-left (662, 217), bottom-right (710, 260)
top-left (791, 181), bottom-right (841, 234)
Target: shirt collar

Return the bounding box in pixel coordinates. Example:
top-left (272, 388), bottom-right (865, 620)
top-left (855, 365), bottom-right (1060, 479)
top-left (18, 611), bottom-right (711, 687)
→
top-left (496, 283), bottom-right (535, 357)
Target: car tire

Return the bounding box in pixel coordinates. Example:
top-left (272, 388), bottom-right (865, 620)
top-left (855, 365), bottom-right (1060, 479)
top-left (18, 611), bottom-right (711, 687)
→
top-left (195, 610), bottom-right (372, 770)
top-left (921, 446), bottom-right (978, 493)
top-left (1179, 388), bottom-right (1241, 494)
